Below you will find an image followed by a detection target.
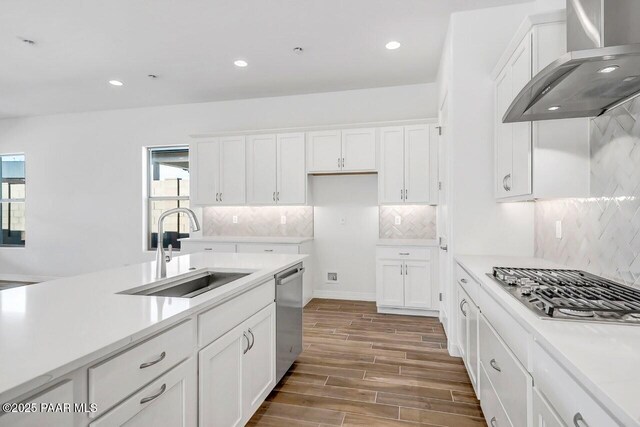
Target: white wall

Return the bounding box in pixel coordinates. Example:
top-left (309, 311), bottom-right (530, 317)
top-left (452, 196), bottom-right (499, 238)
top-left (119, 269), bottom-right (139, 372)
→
top-left (311, 175), bottom-right (379, 301)
top-left (0, 83), bottom-right (437, 283)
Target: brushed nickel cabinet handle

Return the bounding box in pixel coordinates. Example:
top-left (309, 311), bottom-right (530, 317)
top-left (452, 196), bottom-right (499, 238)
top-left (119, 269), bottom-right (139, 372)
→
top-left (573, 413), bottom-right (589, 427)
top-left (401, 189), bottom-right (404, 200)
top-left (405, 264), bottom-right (408, 275)
top-left (461, 278), bottom-right (468, 283)
top-left (342, 157), bottom-right (345, 168)
top-left (248, 328), bottom-right (255, 350)
top-left (273, 192), bottom-right (276, 201)
top-left (490, 358), bottom-right (501, 372)
top-left (243, 331), bottom-right (250, 354)
top-left (490, 416), bottom-right (497, 427)
top-left (399, 252), bottom-right (410, 256)
top-left (140, 383), bottom-right (166, 404)
top-left (503, 174), bottom-right (512, 191)
top-left (139, 351), bottom-right (166, 369)
top-left (400, 265), bottom-right (403, 275)
top-left (459, 299), bottom-right (467, 317)
top-left (338, 157), bottom-right (341, 168)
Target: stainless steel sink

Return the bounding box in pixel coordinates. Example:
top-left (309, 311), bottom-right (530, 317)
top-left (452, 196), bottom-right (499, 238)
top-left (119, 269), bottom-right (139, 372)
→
top-left (121, 271), bottom-right (251, 298)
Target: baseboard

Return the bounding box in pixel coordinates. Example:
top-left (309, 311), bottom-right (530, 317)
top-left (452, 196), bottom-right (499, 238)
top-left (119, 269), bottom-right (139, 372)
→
top-left (312, 290), bottom-right (376, 302)
top-left (377, 306), bottom-right (439, 317)
top-left (0, 273), bottom-right (59, 283)
top-left (448, 342), bottom-right (462, 358)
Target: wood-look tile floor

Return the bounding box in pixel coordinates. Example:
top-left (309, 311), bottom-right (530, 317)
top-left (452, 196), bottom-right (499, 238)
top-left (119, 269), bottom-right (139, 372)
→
top-left (248, 299), bottom-right (486, 427)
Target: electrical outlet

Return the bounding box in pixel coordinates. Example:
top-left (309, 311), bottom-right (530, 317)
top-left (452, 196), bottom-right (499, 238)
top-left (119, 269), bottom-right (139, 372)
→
top-left (280, 215), bottom-right (287, 225)
top-left (394, 215), bottom-right (402, 225)
top-left (555, 220), bottom-right (562, 239)
top-left (232, 215), bottom-right (238, 224)
top-left (327, 272), bottom-right (338, 283)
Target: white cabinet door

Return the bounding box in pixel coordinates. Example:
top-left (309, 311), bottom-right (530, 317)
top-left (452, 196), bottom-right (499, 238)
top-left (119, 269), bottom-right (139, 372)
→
top-left (192, 140), bottom-right (220, 205)
top-left (246, 134), bottom-right (277, 205)
top-left (90, 359), bottom-right (197, 427)
top-left (219, 136), bottom-right (246, 205)
top-left (467, 299), bottom-right (479, 389)
top-left (378, 127), bottom-right (405, 204)
top-left (377, 259), bottom-right (405, 307)
top-left (457, 285), bottom-right (468, 358)
top-left (0, 381), bottom-right (75, 427)
top-left (277, 133), bottom-right (306, 204)
top-left (307, 130), bottom-right (342, 173)
top-left (532, 387), bottom-right (564, 427)
top-left (404, 125), bottom-right (431, 204)
top-left (495, 68), bottom-right (513, 199)
top-left (242, 304), bottom-right (276, 421)
top-left (510, 34), bottom-right (532, 198)
top-left (403, 260), bottom-right (432, 309)
top-left (341, 128), bottom-right (376, 172)
top-left (199, 323), bottom-right (245, 427)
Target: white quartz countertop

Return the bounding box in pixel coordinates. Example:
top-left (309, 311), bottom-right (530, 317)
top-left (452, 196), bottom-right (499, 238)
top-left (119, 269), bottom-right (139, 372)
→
top-left (376, 238), bottom-right (438, 247)
top-left (180, 236), bottom-right (313, 244)
top-left (456, 255), bottom-right (640, 427)
top-left (0, 252), bottom-right (306, 399)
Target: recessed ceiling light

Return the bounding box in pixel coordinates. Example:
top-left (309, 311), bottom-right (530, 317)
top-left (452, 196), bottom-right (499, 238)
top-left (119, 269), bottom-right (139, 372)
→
top-left (234, 59), bottom-right (248, 67)
top-left (598, 65), bottom-right (619, 74)
top-left (108, 80), bottom-right (124, 86)
top-left (385, 41), bottom-right (401, 50)
top-left (548, 106), bottom-right (561, 111)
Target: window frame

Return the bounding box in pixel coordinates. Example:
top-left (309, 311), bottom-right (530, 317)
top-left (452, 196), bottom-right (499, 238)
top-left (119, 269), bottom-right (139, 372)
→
top-left (0, 153), bottom-right (26, 248)
top-left (146, 145), bottom-right (190, 252)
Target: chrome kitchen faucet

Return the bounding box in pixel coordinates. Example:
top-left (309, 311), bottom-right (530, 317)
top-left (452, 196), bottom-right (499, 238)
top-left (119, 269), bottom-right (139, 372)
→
top-left (155, 207), bottom-right (200, 279)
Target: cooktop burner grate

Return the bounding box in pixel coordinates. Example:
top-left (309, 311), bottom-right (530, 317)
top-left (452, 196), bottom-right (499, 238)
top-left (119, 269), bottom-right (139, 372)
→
top-left (492, 267), bottom-right (640, 318)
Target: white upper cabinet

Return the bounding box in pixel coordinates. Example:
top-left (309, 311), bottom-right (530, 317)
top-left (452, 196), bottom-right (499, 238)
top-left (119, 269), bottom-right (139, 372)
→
top-left (379, 124), bottom-right (437, 205)
top-left (276, 133), bottom-right (306, 204)
top-left (307, 130), bottom-right (342, 173)
top-left (247, 133), bottom-right (306, 205)
top-left (493, 14), bottom-right (589, 201)
top-left (246, 134), bottom-right (278, 205)
top-left (191, 137), bottom-right (246, 205)
top-left (307, 128), bottom-right (376, 173)
top-left (341, 128), bottom-right (377, 172)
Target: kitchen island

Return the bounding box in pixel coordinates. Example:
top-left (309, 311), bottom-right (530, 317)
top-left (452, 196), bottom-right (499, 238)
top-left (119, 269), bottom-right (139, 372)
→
top-left (0, 251), bottom-right (306, 426)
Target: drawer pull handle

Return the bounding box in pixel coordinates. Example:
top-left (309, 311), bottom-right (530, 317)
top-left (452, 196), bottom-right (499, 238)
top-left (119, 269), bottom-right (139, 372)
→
top-left (264, 249), bottom-right (274, 252)
top-left (204, 248), bottom-right (213, 251)
top-left (490, 358), bottom-right (501, 372)
top-left (139, 351), bottom-right (166, 369)
top-left (248, 328), bottom-right (255, 350)
top-left (459, 299), bottom-right (467, 317)
top-left (243, 331), bottom-right (250, 354)
top-left (490, 416), bottom-right (497, 427)
top-left (140, 383), bottom-right (166, 404)
top-left (573, 413), bottom-right (589, 427)
top-left (399, 252), bottom-right (410, 256)
top-left (460, 278), bottom-right (468, 283)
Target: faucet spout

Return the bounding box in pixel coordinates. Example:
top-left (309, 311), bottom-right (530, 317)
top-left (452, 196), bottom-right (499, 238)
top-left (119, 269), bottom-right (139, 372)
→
top-left (155, 207), bottom-right (200, 279)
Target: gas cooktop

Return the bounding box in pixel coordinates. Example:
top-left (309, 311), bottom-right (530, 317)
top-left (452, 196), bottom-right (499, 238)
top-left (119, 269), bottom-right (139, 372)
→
top-left (488, 267), bottom-right (640, 324)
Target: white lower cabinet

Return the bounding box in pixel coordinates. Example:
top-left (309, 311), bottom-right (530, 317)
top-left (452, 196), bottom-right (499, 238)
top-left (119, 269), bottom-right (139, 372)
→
top-left (90, 358), bottom-right (197, 427)
top-left (532, 387), bottom-right (563, 427)
top-left (479, 363), bottom-right (512, 427)
top-left (199, 303), bottom-right (276, 427)
top-left (376, 246), bottom-right (437, 314)
top-left (0, 380), bottom-right (76, 427)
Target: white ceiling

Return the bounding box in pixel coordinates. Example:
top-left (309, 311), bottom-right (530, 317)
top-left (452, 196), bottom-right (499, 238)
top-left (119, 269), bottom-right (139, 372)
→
top-left (0, 0), bottom-right (530, 119)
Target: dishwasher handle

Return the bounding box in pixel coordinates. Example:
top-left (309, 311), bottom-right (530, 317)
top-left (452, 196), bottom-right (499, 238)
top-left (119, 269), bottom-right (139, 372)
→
top-left (277, 267), bottom-right (305, 286)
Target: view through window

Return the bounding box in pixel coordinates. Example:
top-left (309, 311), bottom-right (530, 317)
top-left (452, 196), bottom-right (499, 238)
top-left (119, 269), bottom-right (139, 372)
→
top-left (0, 154), bottom-right (26, 247)
top-left (148, 147), bottom-right (190, 250)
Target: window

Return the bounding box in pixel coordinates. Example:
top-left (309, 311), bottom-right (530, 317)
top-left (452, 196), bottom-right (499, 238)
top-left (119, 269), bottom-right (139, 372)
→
top-left (0, 154), bottom-right (26, 247)
top-left (147, 147), bottom-right (190, 251)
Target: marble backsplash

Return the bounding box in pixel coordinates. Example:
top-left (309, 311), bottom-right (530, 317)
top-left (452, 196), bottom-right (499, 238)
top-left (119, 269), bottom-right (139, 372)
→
top-left (202, 206), bottom-right (314, 237)
top-left (379, 205), bottom-right (437, 239)
top-left (535, 97), bottom-right (640, 288)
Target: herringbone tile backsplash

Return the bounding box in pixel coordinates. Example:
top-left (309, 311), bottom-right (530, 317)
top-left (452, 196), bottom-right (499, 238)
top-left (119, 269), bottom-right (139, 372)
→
top-left (535, 97), bottom-right (640, 288)
top-left (379, 205), bottom-right (437, 239)
top-left (203, 206), bottom-right (313, 237)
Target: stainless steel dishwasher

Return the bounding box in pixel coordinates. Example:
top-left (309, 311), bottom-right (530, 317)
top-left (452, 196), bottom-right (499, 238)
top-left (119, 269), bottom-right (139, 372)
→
top-left (275, 263), bottom-right (304, 383)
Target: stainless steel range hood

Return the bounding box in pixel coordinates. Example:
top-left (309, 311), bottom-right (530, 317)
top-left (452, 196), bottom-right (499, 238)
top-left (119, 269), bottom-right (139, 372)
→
top-left (503, 0), bottom-right (640, 123)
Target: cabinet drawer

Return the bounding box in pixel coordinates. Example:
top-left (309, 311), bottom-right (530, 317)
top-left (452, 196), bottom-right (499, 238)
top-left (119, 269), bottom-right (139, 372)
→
top-left (376, 247), bottom-right (430, 261)
top-left (455, 263), bottom-right (476, 299)
top-left (479, 363), bottom-right (513, 427)
top-left (479, 314), bottom-right (531, 427)
top-left (476, 286), bottom-right (529, 366)
top-left (199, 279), bottom-right (275, 347)
top-left (89, 320), bottom-right (195, 417)
top-left (532, 342), bottom-right (621, 427)
top-left (90, 358), bottom-right (197, 427)
top-left (181, 241), bottom-right (236, 254)
top-left (236, 243), bottom-right (299, 254)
